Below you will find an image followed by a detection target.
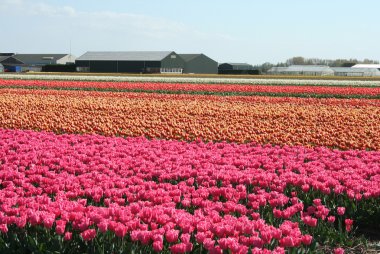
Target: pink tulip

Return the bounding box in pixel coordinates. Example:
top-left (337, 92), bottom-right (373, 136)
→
top-left (80, 229), bottom-right (97, 241)
top-left (334, 247), bottom-right (345, 254)
top-left (203, 238), bottom-right (215, 250)
top-left (114, 223), bottom-right (127, 238)
top-left (165, 229), bottom-right (179, 243)
top-left (64, 232), bottom-right (72, 241)
top-left (180, 233), bottom-right (191, 243)
top-left (97, 220), bottom-right (109, 233)
top-left (302, 216), bottom-right (317, 227)
top-left (55, 220), bottom-right (67, 235)
top-left (337, 207), bottom-right (346, 216)
top-left (279, 236), bottom-right (297, 247)
top-left (312, 199), bottom-right (322, 206)
top-left (301, 234), bottom-right (313, 245)
top-left (170, 243), bottom-right (187, 254)
top-left (345, 219), bottom-right (354, 232)
top-left (327, 216), bottom-right (336, 223)
top-left (153, 240), bottom-right (163, 252)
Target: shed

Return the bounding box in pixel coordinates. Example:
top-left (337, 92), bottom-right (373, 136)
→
top-left (218, 63), bottom-right (259, 74)
top-left (219, 63), bottom-right (254, 71)
top-left (179, 54), bottom-right (218, 74)
top-left (76, 51), bottom-right (185, 73)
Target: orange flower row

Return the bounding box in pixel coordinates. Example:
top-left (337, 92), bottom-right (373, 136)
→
top-left (0, 89), bottom-right (379, 150)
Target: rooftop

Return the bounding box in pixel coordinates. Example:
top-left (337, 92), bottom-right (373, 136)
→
top-left (77, 51), bottom-right (175, 61)
top-left (13, 54), bottom-right (69, 64)
top-left (0, 56), bottom-right (10, 62)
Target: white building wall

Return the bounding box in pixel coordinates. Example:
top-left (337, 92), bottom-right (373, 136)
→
top-left (57, 54), bottom-right (76, 64)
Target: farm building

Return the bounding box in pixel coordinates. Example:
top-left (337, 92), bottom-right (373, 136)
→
top-left (268, 65), bottom-right (334, 76)
top-left (13, 54), bottom-right (76, 72)
top-left (218, 63), bottom-right (258, 74)
top-left (76, 51), bottom-right (186, 73)
top-left (0, 55), bottom-right (24, 72)
top-left (332, 67), bottom-right (380, 77)
top-left (178, 54), bottom-right (218, 74)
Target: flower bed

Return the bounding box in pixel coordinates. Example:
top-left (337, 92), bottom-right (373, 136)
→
top-left (2, 74), bottom-right (380, 86)
top-left (1, 75), bottom-right (380, 253)
top-left (1, 129), bottom-right (379, 253)
top-left (2, 79), bottom-right (380, 98)
top-left (0, 89), bottom-right (379, 150)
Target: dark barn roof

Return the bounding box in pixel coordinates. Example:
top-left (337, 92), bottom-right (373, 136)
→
top-left (0, 56), bottom-right (25, 65)
top-left (13, 54), bottom-right (68, 65)
top-left (77, 51), bottom-right (175, 61)
top-left (0, 56), bottom-right (10, 62)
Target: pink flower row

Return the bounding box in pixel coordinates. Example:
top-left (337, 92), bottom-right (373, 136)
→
top-left (1, 129), bottom-right (378, 253)
top-left (1, 78), bottom-right (380, 95)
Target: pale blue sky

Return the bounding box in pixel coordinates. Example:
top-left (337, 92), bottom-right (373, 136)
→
top-left (0, 0), bottom-right (378, 64)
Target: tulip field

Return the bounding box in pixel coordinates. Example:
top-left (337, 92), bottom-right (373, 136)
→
top-left (0, 75), bottom-right (379, 253)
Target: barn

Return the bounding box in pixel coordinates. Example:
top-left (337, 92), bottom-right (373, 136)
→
top-left (178, 54), bottom-right (218, 74)
top-left (76, 51), bottom-right (186, 73)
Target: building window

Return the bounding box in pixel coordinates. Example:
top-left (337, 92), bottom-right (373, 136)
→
top-left (160, 68), bottom-right (183, 74)
top-left (77, 67), bottom-right (90, 72)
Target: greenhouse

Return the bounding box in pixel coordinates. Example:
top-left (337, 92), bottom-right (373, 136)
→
top-left (351, 64), bottom-right (380, 69)
top-left (332, 67), bottom-right (380, 77)
top-left (268, 65), bottom-right (334, 76)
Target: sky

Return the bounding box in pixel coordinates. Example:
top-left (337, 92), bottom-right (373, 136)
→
top-left (0, 0), bottom-right (379, 65)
